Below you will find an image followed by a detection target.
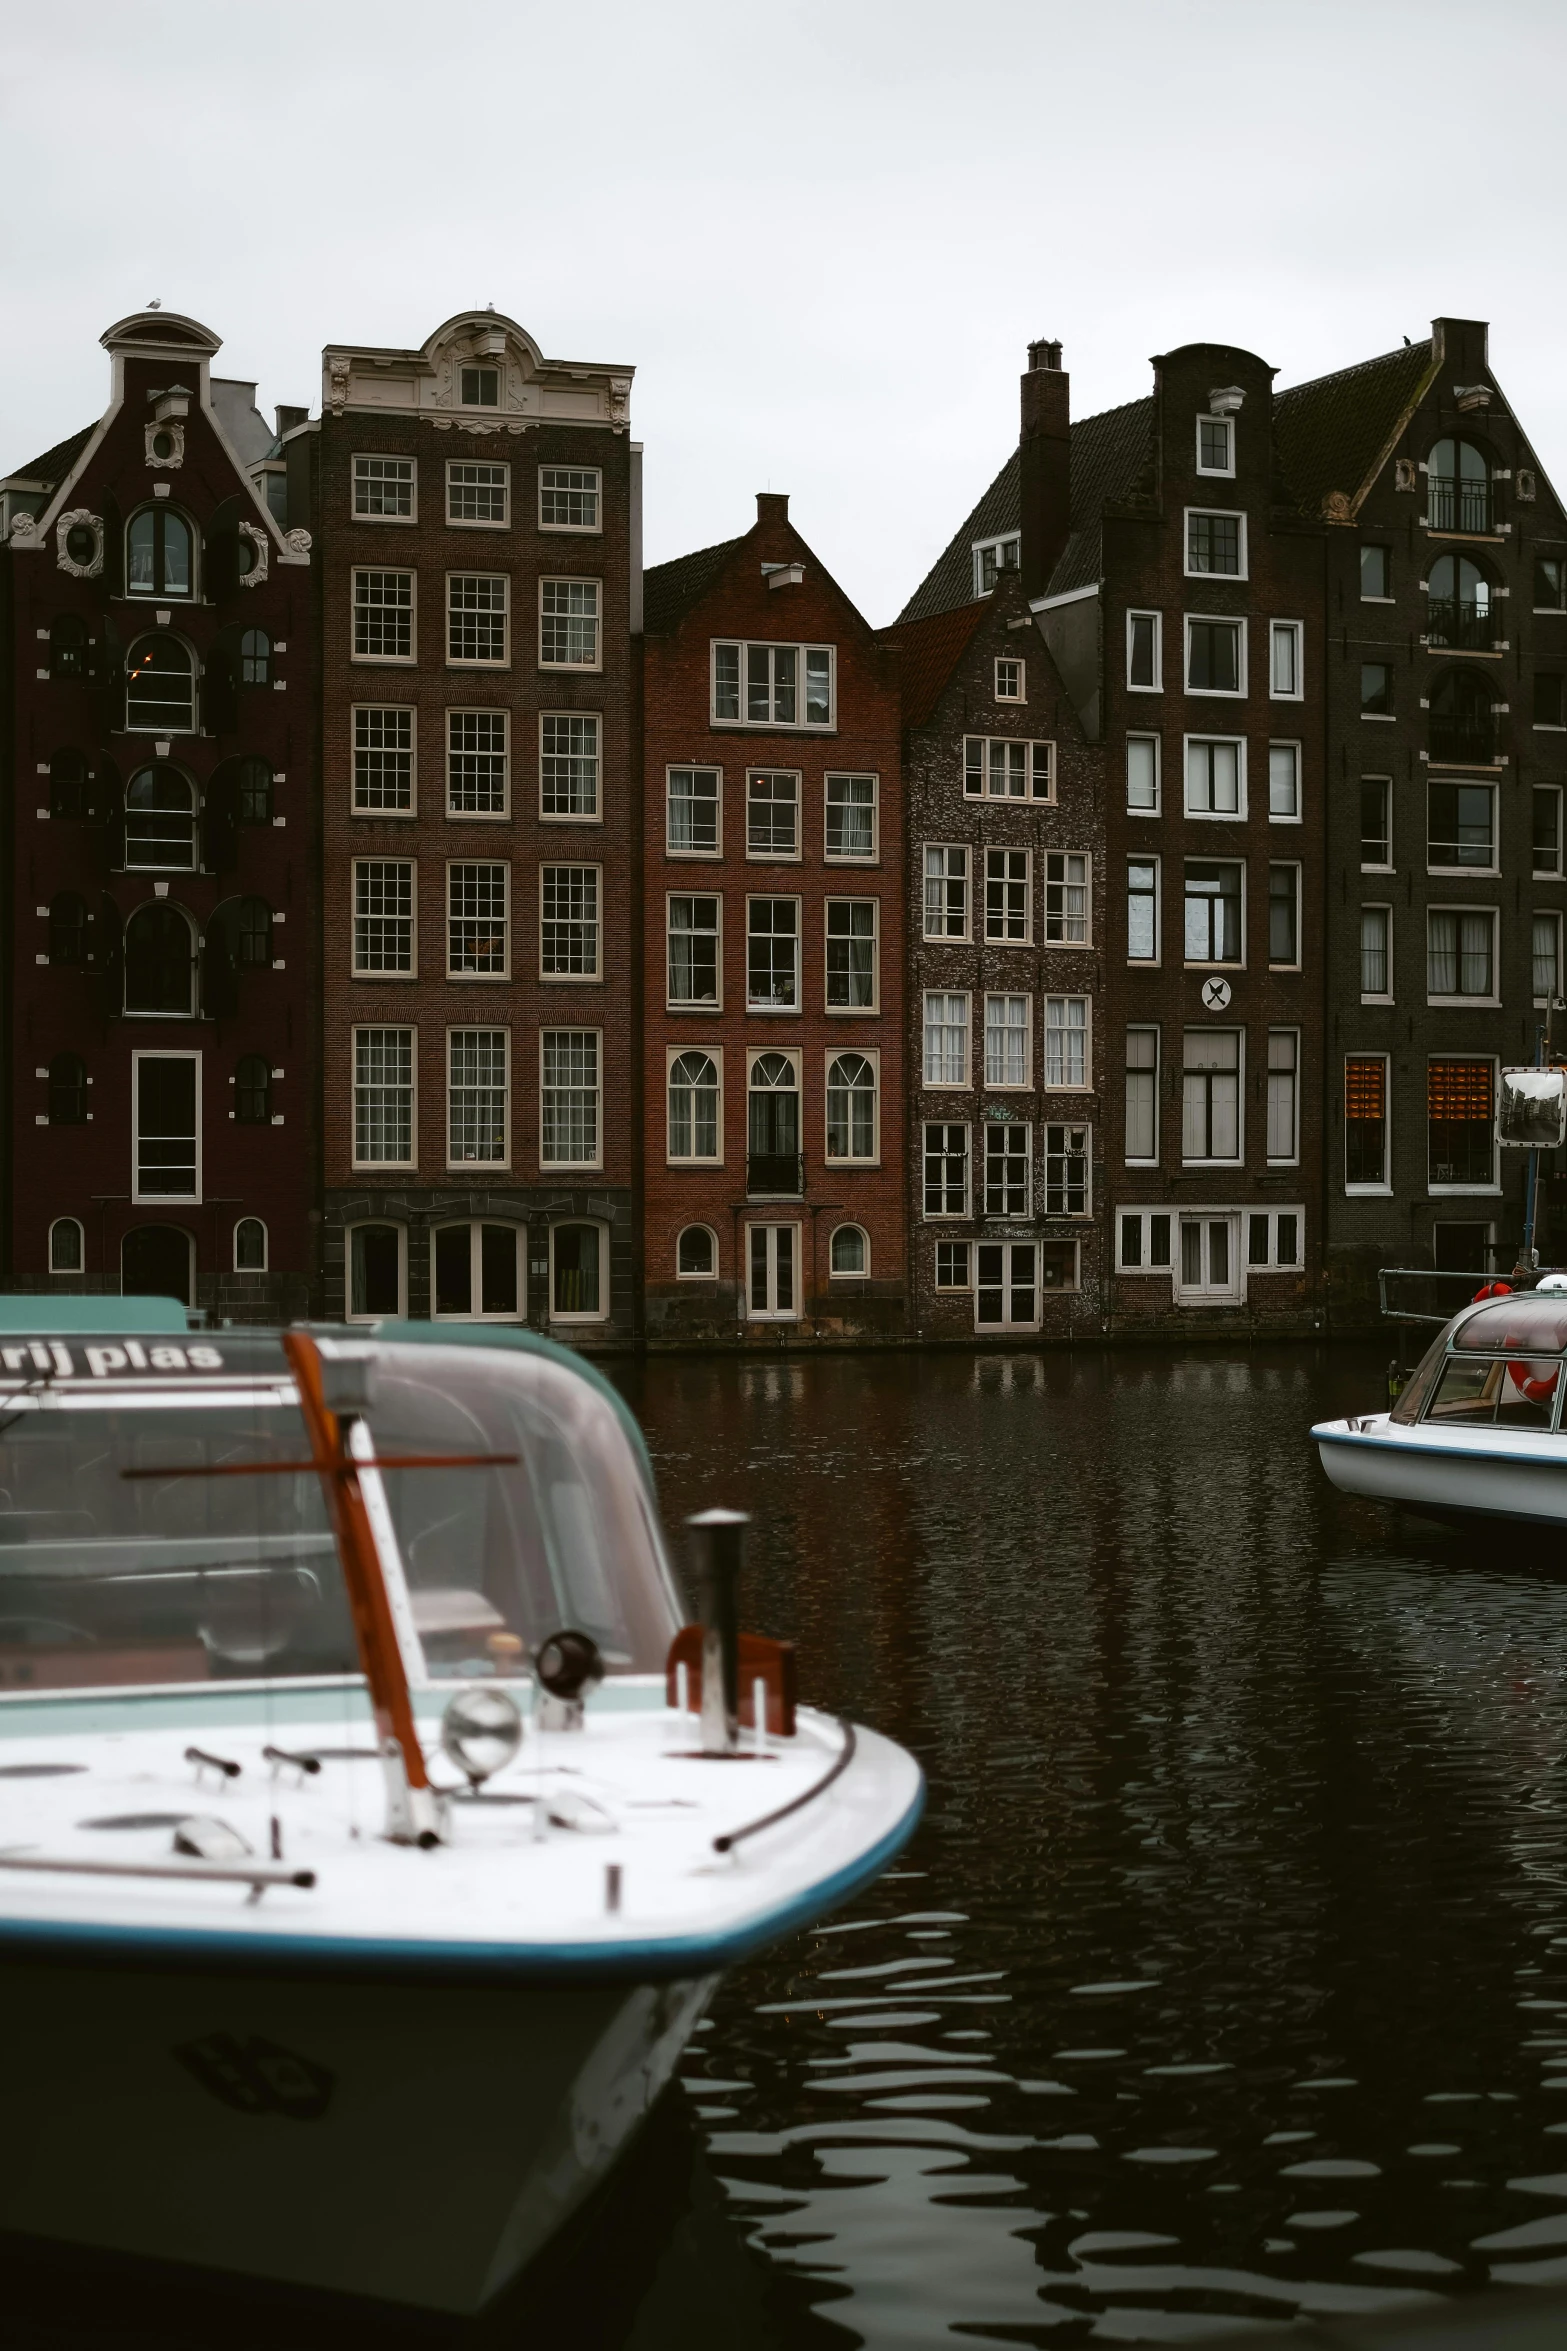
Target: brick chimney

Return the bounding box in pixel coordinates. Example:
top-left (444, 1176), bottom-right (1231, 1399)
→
top-left (1019, 339), bottom-right (1070, 600)
top-left (756, 492), bottom-right (790, 525)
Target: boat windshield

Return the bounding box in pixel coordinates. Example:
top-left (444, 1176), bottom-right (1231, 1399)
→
top-left (1422, 1354), bottom-right (1560, 1431)
top-left (1453, 1300), bottom-right (1567, 1354)
top-left (0, 1333), bottom-right (680, 1695)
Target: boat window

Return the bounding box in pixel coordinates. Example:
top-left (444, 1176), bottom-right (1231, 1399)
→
top-left (1424, 1355), bottom-right (1557, 1431)
top-left (1453, 1300), bottom-right (1567, 1354)
top-left (1389, 1326), bottom-right (1451, 1424)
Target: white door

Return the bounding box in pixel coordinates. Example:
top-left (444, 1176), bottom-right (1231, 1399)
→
top-left (1176, 1214), bottom-right (1241, 1302)
top-left (747, 1224), bottom-right (798, 1319)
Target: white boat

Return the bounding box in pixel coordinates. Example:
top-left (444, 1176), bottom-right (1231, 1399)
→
top-left (0, 1304), bottom-right (922, 2313)
top-left (1313, 1290), bottom-right (1567, 1526)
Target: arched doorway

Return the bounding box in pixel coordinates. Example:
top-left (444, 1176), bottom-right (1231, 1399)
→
top-left (122, 1225), bottom-right (193, 1306)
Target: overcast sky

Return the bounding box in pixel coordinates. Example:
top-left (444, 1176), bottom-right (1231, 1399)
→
top-left (5, 0), bottom-right (1565, 624)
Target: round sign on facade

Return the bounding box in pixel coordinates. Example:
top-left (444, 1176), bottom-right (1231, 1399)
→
top-left (1200, 976), bottom-right (1232, 1011)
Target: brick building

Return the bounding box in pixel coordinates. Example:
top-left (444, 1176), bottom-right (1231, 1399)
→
top-left (292, 311), bottom-right (639, 1341)
top-left (0, 308), bottom-right (316, 1316)
top-left (639, 495), bottom-right (906, 1341)
top-left (900, 339), bottom-right (1325, 1332)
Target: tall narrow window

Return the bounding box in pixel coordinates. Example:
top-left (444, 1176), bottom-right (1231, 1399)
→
top-left (540, 579), bottom-right (600, 669)
top-left (1127, 612), bottom-right (1161, 689)
top-left (540, 1030), bottom-right (600, 1166)
top-left (48, 1054), bottom-right (87, 1124)
top-left (747, 1054), bottom-right (800, 1193)
top-left (923, 845), bottom-right (968, 939)
top-left (448, 574), bottom-right (508, 665)
top-left (984, 995), bottom-right (1030, 1088)
top-left (923, 993), bottom-right (969, 1087)
top-left (1183, 1031), bottom-right (1240, 1162)
top-left (1268, 865), bottom-right (1300, 966)
top-left (1428, 1058), bottom-right (1494, 1187)
top-left (1126, 735), bottom-right (1160, 811)
top-left (1125, 1029), bottom-right (1158, 1163)
top-left (448, 1030), bottom-right (507, 1164)
top-left (1345, 1056), bottom-right (1388, 1188)
top-left (133, 1055), bottom-right (198, 1199)
top-left (234, 1054), bottom-right (270, 1123)
top-left (1044, 997), bottom-right (1087, 1088)
top-left (236, 756), bottom-right (273, 825)
top-left (127, 506), bottom-right (193, 598)
top-left (48, 892), bottom-right (87, 965)
top-left (1427, 909), bottom-right (1495, 1000)
top-left (353, 861), bottom-right (415, 975)
top-left (448, 711), bottom-right (507, 815)
top-left (354, 707), bottom-right (414, 812)
top-left (1360, 906), bottom-right (1391, 998)
top-left (983, 1121), bottom-right (1030, 1215)
top-left (1269, 621), bottom-right (1303, 698)
top-left (825, 773), bottom-right (877, 859)
top-left (240, 629), bottom-right (271, 686)
top-left (1360, 545), bottom-right (1392, 599)
top-left (1045, 852), bottom-right (1089, 944)
top-left (1534, 912), bottom-right (1562, 1004)
top-left (49, 1217), bottom-right (84, 1273)
top-left (746, 899), bottom-right (800, 1009)
top-left (126, 635), bottom-right (195, 733)
top-left (1184, 861), bottom-right (1243, 962)
top-left (1128, 859), bottom-right (1158, 961)
top-left (1044, 1123), bottom-right (1089, 1215)
top-left (1268, 743), bottom-right (1300, 820)
top-left (1361, 777), bottom-right (1392, 866)
top-left (540, 865), bottom-right (599, 978)
top-left (540, 714), bottom-right (600, 818)
top-left (125, 765), bottom-right (197, 870)
top-left (923, 1124), bottom-right (969, 1216)
top-left (826, 1054), bottom-right (877, 1162)
top-left (1534, 787), bottom-right (1563, 878)
top-left (448, 863), bottom-right (508, 976)
top-left (354, 1028), bottom-right (414, 1165)
top-left (825, 901), bottom-right (876, 1008)
top-left (747, 771), bottom-right (799, 858)
top-left (668, 1052), bottom-right (720, 1161)
top-left (985, 848), bottom-right (1031, 943)
top-left (668, 766), bottom-right (720, 854)
top-left (1267, 1031), bottom-right (1298, 1162)
top-left (353, 570), bottom-right (414, 661)
top-left (667, 896), bottom-right (720, 1005)
top-left (1185, 738), bottom-right (1242, 814)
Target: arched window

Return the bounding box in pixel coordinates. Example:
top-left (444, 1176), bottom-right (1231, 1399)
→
top-left (48, 893), bottom-right (87, 966)
top-left (126, 634), bottom-right (195, 733)
top-left (235, 1055), bottom-right (270, 1122)
top-left (668, 1050), bottom-right (720, 1161)
top-left (1430, 668), bottom-right (1500, 766)
top-left (121, 1225), bottom-right (193, 1307)
top-left (48, 1054), bottom-right (87, 1123)
top-left (1428, 554), bottom-right (1497, 651)
top-left (677, 1225), bottom-right (717, 1278)
top-left (349, 1222), bottom-right (404, 1318)
top-left (1428, 438), bottom-right (1491, 536)
top-left (49, 749), bottom-right (88, 820)
top-left (235, 755), bottom-right (272, 824)
top-left (830, 1223), bottom-right (868, 1276)
top-left (124, 903), bottom-right (196, 1015)
top-left (50, 614), bottom-right (89, 681)
top-left (240, 628), bottom-right (271, 686)
top-left (125, 764), bottom-right (196, 869)
top-left (234, 1217), bottom-right (267, 1271)
top-left (551, 1222), bottom-right (605, 1320)
top-left (127, 505), bottom-right (194, 598)
top-left (48, 1217), bottom-right (84, 1274)
top-left (825, 1052), bottom-right (877, 1161)
top-left (236, 897), bottom-right (272, 967)
top-left (747, 1051), bottom-right (800, 1194)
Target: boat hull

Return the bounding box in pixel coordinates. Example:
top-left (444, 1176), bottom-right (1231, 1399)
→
top-left (0, 1955), bottom-right (714, 2313)
top-left (1314, 1418), bottom-right (1567, 1527)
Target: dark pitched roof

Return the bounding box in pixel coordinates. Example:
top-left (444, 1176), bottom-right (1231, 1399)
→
top-left (874, 599), bottom-right (990, 726)
top-left (642, 536), bottom-right (743, 634)
top-left (1272, 340), bottom-right (1435, 514)
top-left (897, 451), bottom-right (1020, 624)
top-left (4, 423), bottom-right (93, 490)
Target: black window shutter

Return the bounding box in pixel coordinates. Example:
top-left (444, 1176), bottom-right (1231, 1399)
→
top-left (203, 764), bottom-right (238, 873)
top-left (204, 636), bottom-right (237, 737)
top-left (101, 491), bottom-right (122, 596)
top-left (205, 496), bottom-right (239, 603)
top-left (202, 905), bottom-right (238, 1022)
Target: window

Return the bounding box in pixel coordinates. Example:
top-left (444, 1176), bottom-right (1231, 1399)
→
top-left (353, 455), bottom-right (414, 519)
top-left (348, 1223), bottom-right (405, 1317)
top-left (1427, 553), bottom-right (1496, 650)
top-left (1429, 1058), bottom-right (1495, 1187)
top-left (353, 569), bottom-right (414, 662)
top-left (983, 1120), bottom-right (1030, 1215)
top-left (460, 365), bottom-right (499, 408)
top-left (1260, 742), bottom-right (1300, 825)
top-left (540, 714), bottom-right (600, 818)
top-left (1427, 908), bottom-right (1496, 1001)
top-left (234, 1054), bottom-right (270, 1123)
top-left (995, 657), bottom-right (1025, 701)
top-left (985, 848), bottom-right (1031, 943)
top-left (1361, 662), bottom-right (1393, 716)
top-left (49, 1217), bottom-right (84, 1274)
top-left (1183, 1030), bottom-right (1240, 1162)
top-left (551, 1224), bottom-right (606, 1321)
top-left (747, 897), bottom-right (800, 1009)
top-left (448, 573), bottom-right (508, 665)
top-left (1125, 1028), bottom-right (1159, 1163)
top-left (935, 1241), bottom-right (971, 1289)
top-left (668, 1051), bottom-right (721, 1162)
top-left (1535, 788), bottom-right (1563, 878)
top-left (678, 1226), bottom-right (717, 1278)
top-left (126, 635), bottom-right (195, 732)
top-left (667, 895), bottom-right (720, 1006)
top-left (1127, 735), bottom-right (1161, 811)
top-left (924, 1124), bottom-right (969, 1216)
top-left (1534, 912), bottom-right (1562, 1005)
top-left (353, 860), bottom-right (415, 975)
top-left (976, 1243), bottom-right (1038, 1330)
top-left (747, 770), bottom-right (799, 858)
top-left (1361, 906), bottom-right (1392, 999)
top-left (1184, 860), bottom-right (1243, 963)
top-left (1267, 1031), bottom-right (1299, 1162)
top-left (540, 1030), bottom-right (600, 1166)
top-left (747, 1054), bottom-right (800, 1194)
top-left (49, 749), bottom-right (89, 820)
top-left (1345, 1055), bottom-right (1388, 1189)
top-left (1247, 1211), bottom-right (1302, 1271)
top-left (354, 1027), bottom-right (414, 1165)
top-left (1117, 1211), bottom-right (1174, 1272)
top-left (448, 1028), bottom-right (508, 1165)
top-left (1361, 545), bottom-right (1392, 600)
top-left (924, 845), bottom-right (969, 939)
top-left (235, 755), bottom-right (272, 826)
top-left (234, 1218), bottom-right (267, 1273)
top-left (540, 864), bottom-right (598, 978)
top-left (830, 1225), bottom-right (868, 1276)
top-left (984, 994), bottom-right (1030, 1088)
top-left (963, 737), bottom-right (1053, 799)
top-left (1185, 737), bottom-right (1243, 815)
top-left (1268, 864), bottom-right (1300, 967)
top-left (1427, 437), bottom-right (1491, 535)
top-left (924, 992), bottom-right (969, 1086)
top-left (354, 706), bottom-right (414, 813)
top-left (826, 900), bottom-right (876, 1009)
top-left (123, 904), bottom-right (195, 1015)
top-left (1127, 612), bottom-right (1162, 690)
top-left (433, 1223), bottom-right (520, 1320)
top-left (448, 709), bottom-right (507, 815)
top-left (974, 536), bottom-right (1020, 596)
top-left (1427, 780), bottom-right (1495, 870)
top-left (1045, 852), bottom-right (1090, 944)
top-left (668, 766), bottom-right (720, 855)
top-left (1535, 556), bottom-right (1567, 611)
top-left (540, 579), bottom-right (600, 669)
top-left (448, 862), bottom-right (508, 977)
top-left (133, 1053), bottom-right (198, 1200)
top-left (747, 1224), bottom-right (799, 1320)
top-left (48, 1053), bottom-right (86, 1124)
top-left (447, 461), bottom-right (507, 526)
top-left (826, 773), bottom-right (877, 859)
top-left (1045, 1122), bottom-right (1089, 1215)
top-left (48, 892), bottom-right (86, 965)
top-left (127, 505), bottom-right (193, 598)
top-left (713, 641), bottom-right (833, 727)
top-left (236, 897), bottom-right (271, 970)
top-left (124, 764), bottom-right (196, 870)
top-left (50, 616), bottom-right (89, 681)
top-left (1186, 510), bottom-right (1245, 577)
top-left (1186, 618), bottom-right (1244, 694)
top-left (1361, 777), bottom-right (1392, 867)
top-left (1537, 674), bottom-right (1566, 729)
top-left (1197, 415), bottom-right (1234, 474)
top-left (239, 629), bottom-right (271, 687)
top-left (1269, 621), bottom-right (1303, 699)
top-left (826, 1053), bottom-right (877, 1162)
top-left (1044, 995), bottom-right (1088, 1088)
top-left (540, 466), bottom-right (600, 531)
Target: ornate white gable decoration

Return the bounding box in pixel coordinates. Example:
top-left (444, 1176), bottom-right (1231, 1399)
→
top-left (55, 509), bottom-right (104, 578)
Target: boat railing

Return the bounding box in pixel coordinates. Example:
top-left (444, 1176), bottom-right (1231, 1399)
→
top-left (1378, 1265), bottom-right (1516, 1326)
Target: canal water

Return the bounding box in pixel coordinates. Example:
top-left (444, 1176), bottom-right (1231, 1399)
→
top-left (15, 1340), bottom-right (1567, 2350)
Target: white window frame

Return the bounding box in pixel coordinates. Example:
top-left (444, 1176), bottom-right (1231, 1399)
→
top-left (539, 712), bottom-right (602, 823)
top-left (1266, 1028), bottom-right (1301, 1167)
top-left (1344, 1051), bottom-right (1393, 1198)
top-left (48, 1216), bottom-right (85, 1275)
top-left (538, 861), bottom-right (601, 984)
top-left (352, 453), bottom-right (416, 524)
top-left (666, 891), bottom-right (723, 1011)
top-left (667, 764), bottom-right (723, 859)
top-left (538, 465), bottom-right (602, 535)
top-left (974, 1240), bottom-right (1041, 1333)
top-left (1362, 774), bottom-right (1394, 871)
top-left (922, 1122), bottom-right (971, 1219)
top-left (445, 859), bottom-right (509, 981)
top-left (1360, 904), bottom-right (1393, 1004)
top-left (922, 991), bottom-right (970, 1088)
top-left (1043, 1121), bottom-right (1092, 1219)
top-left (351, 1026), bottom-right (417, 1171)
top-left (430, 1220), bottom-right (524, 1322)
top-left (829, 1223), bottom-right (871, 1278)
top-left (963, 737), bottom-right (1054, 801)
top-left (972, 535), bottom-right (1020, 597)
top-left (1174, 1212), bottom-right (1245, 1304)
top-left (676, 1224), bottom-right (720, 1280)
top-left (446, 571), bottom-right (510, 669)
top-left (1245, 1207), bottom-right (1306, 1272)
top-left (538, 578), bottom-right (602, 672)
top-left (1184, 613), bottom-right (1247, 699)
top-left (1124, 1026), bottom-right (1160, 1166)
top-left (981, 1117), bottom-right (1032, 1219)
top-left (352, 703), bottom-right (416, 817)
top-left (984, 845), bottom-right (1033, 945)
top-left (1269, 620), bottom-right (1304, 701)
top-left (1127, 855), bottom-right (1160, 966)
top-left (1044, 995), bottom-right (1091, 1092)
top-left (995, 655), bottom-right (1026, 702)
top-left (131, 1049), bottom-right (201, 1204)
top-left (1426, 778), bottom-right (1499, 878)
top-left (1181, 1029), bottom-right (1245, 1167)
top-left (352, 857), bottom-right (417, 978)
top-left (934, 1239), bottom-right (972, 1291)
top-left (1268, 861), bottom-right (1302, 972)
top-left (1426, 905), bottom-right (1500, 1007)
top-left (445, 707), bottom-right (509, 820)
top-left (1428, 1055), bottom-right (1500, 1197)
top-left (1534, 785), bottom-right (1563, 879)
top-left (666, 1045), bottom-right (724, 1166)
top-left (1115, 1208), bottom-right (1175, 1275)
top-left (1268, 739), bottom-right (1302, 825)
top-left (445, 458), bottom-right (510, 530)
top-left (923, 843), bottom-right (970, 941)
top-left (1534, 908), bottom-right (1564, 1008)
top-left (824, 772), bottom-right (878, 862)
top-left (711, 640), bottom-right (836, 731)
top-left (1045, 851), bottom-right (1092, 947)
top-left (351, 567), bottom-right (416, 665)
top-left (745, 895), bottom-right (802, 1013)
top-left (746, 768), bottom-right (802, 863)
top-left (539, 1028), bottom-right (603, 1170)
top-left (824, 896), bottom-right (879, 1015)
top-left (1184, 736), bottom-right (1247, 821)
top-left (1126, 610), bottom-right (1163, 693)
top-left (824, 1046), bottom-right (880, 1166)
top-left (745, 1221), bottom-right (803, 1322)
top-left (1184, 508), bottom-right (1248, 581)
top-left (446, 1026), bottom-right (510, 1170)
top-left (1196, 414), bottom-right (1235, 477)
top-left (345, 1219), bottom-right (408, 1319)
top-left (1126, 733), bottom-right (1161, 813)
top-left (983, 992), bottom-right (1032, 1091)
top-left (548, 1218), bottom-right (610, 1323)
top-left (1182, 856), bottom-right (1246, 967)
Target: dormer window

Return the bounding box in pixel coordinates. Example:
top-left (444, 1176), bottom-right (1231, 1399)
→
top-left (127, 505), bottom-right (193, 597)
top-left (1197, 416), bottom-right (1234, 475)
top-left (460, 366), bottom-right (500, 407)
top-left (974, 536), bottom-right (1020, 597)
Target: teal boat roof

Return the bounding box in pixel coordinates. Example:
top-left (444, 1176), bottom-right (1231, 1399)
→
top-left (369, 1320), bottom-right (654, 1492)
top-left (0, 1296), bottom-right (190, 1334)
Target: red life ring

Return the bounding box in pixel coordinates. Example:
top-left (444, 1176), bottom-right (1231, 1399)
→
top-left (1505, 1345), bottom-right (1560, 1403)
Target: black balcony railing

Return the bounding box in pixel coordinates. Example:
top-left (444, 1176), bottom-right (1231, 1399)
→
top-left (1426, 595), bottom-right (1497, 651)
top-left (1429, 714), bottom-right (1499, 765)
top-left (1428, 478), bottom-right (1492, 535)
top-left (747, 1151), bottom-right (804, 1199)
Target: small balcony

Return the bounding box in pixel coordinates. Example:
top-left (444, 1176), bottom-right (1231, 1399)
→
top-left (1427, 479), bottom-right (1492, 536)
top-left (1426, 595), bottom-right (1497, 652)
top-left (1429, 713), bottom-right (1499, 765)
top-left (746, 1152), bottom-right (804, 1200)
